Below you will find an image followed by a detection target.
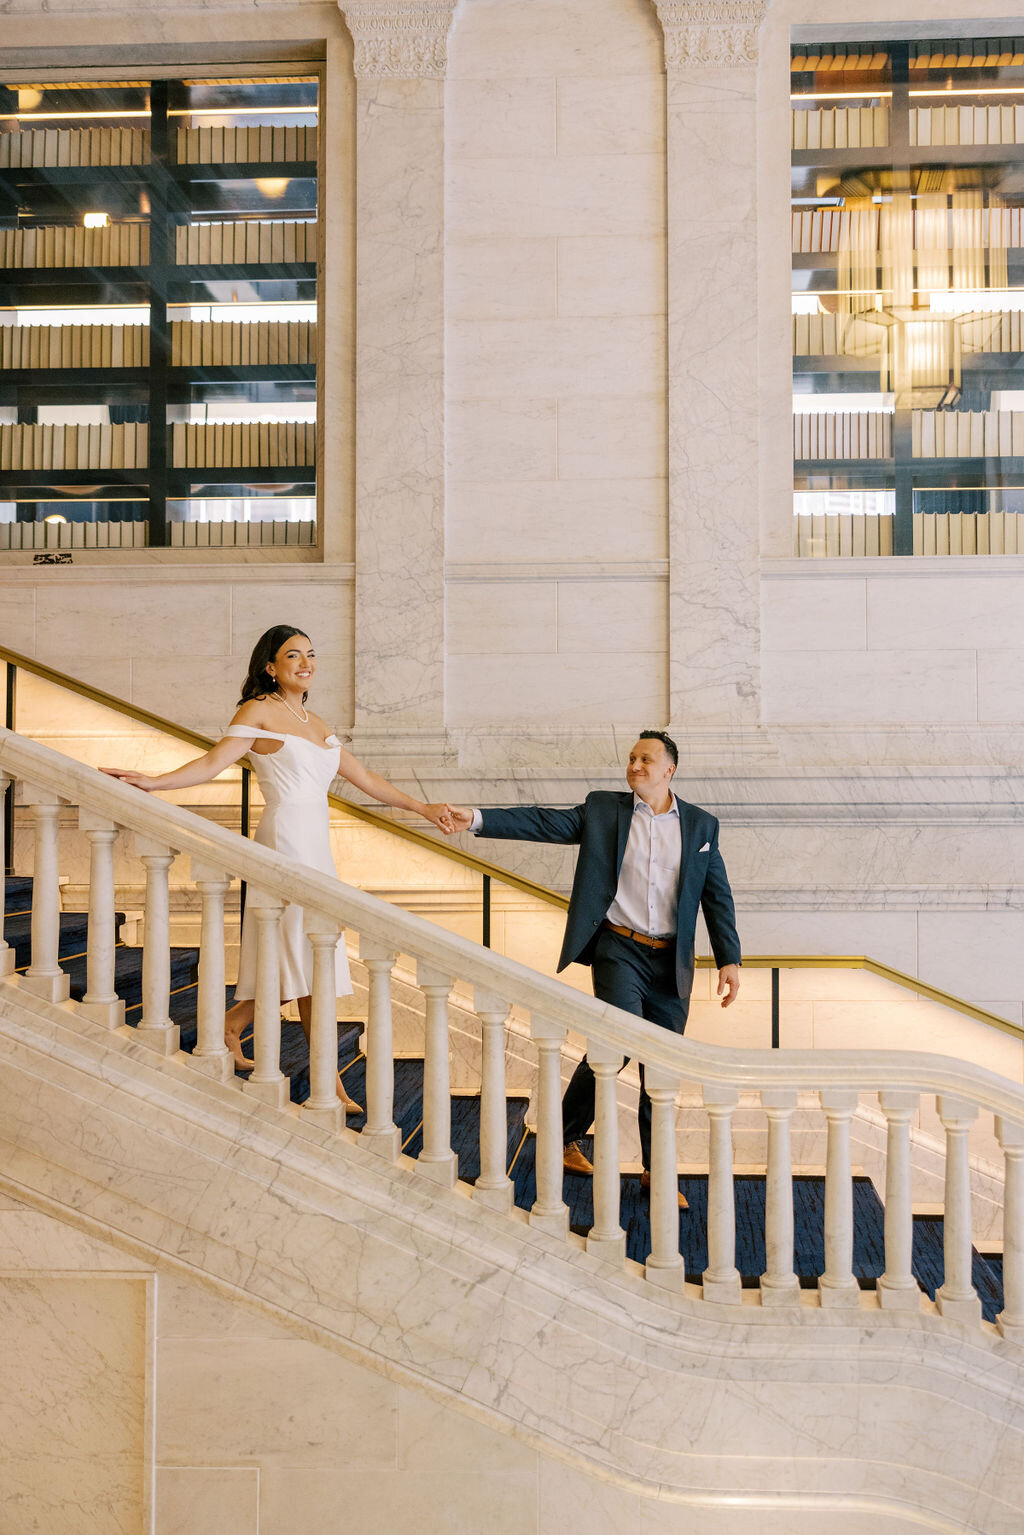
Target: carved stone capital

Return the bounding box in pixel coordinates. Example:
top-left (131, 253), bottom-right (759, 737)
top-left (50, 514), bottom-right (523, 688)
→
top-left (652, 0), bottom-right (768, 70)
top-left (339, 1), bottom-right (458, 79)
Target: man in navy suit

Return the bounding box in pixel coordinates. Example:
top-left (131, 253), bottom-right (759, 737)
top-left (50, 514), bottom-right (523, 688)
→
top-left (450, 732), bottom-right (741, 1208)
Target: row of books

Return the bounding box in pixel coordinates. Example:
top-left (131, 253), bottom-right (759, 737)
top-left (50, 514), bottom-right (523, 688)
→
top-left (791, 205), bottom-right (1024, 253)
top-left (912, 409), bottom-right (1024, 457)
top-left (0, 520), bottom-right (148, 550)
top-left (168, 518), bottom-right (315, 547)
top-left (174, 220), bottom-right (316, 266)
top-left (170, 319), bottom-right (315, 367)
top-left (794, 309), bottom-right (1024, 357)
top-left (0, 223), bottom-right (149, 269)
top-left (0, 128), bottom-right (150, 168)
top-left (0, 323), bottom-right (149, 370)
top-left (791, 43), bottom-right (1024, 72)
top-left (0, 125), bottom-right (317, 170)
top-left (791, 107), bottom-right (889, 150)
top-left (794, 513), bottom-right (892, 558)
top-left (176, 126), bottom-right (317, 165)
top-left (794, 413), bottom-right (892, 460)
top-left (911, 105), bottom-right (1024, 146)
top-left (170, 421), bottom-right (315, 468)
top-left (0, 422), bottom-right (148, 470)
top-left (792, 313), bottom-right (882, 356)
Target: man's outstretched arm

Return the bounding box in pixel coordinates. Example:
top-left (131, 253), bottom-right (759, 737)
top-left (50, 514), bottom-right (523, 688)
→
top-left (449, 804), bottom-right (585, 845)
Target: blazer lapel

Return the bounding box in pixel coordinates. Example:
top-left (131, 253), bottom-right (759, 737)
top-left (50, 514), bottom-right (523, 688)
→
top-left (614, 793), bottom-right (633, 877)
top-left (676, 801), bottom-right (697, 897)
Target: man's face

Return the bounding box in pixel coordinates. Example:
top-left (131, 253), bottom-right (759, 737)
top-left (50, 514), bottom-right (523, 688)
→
top-left (625, 738), bottom-right (675, 802)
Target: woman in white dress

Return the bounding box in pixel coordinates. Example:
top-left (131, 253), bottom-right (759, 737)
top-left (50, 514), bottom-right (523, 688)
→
top-left (103, 625), bottom-right (455, 1105)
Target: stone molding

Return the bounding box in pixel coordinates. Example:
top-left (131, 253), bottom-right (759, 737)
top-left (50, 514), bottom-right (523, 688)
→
top-left (652, 0), bottom-right (768, 69)
top-left (338, 1), bottom-right (458, 78)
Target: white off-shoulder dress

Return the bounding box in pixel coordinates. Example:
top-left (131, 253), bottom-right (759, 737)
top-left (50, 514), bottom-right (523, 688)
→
top-left (226, 726), bottom-right (353, 1002)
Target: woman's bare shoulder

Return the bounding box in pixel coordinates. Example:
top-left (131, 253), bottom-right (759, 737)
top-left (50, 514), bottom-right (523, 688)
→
top-left (229, 698), bottom-right (271, 730)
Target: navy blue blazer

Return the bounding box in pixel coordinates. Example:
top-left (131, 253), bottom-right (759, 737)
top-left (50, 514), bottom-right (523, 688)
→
top-left (477, 791), bottom-right (742, 1002)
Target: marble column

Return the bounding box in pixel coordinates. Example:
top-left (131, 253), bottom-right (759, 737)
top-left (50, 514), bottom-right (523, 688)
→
top-left (338, 0), bottom-right (458, 763)
top-left (652, 1), bottom-right (768, 745)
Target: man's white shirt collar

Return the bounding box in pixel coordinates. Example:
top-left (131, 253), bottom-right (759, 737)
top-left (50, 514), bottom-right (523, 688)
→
top-left (632, 792), bottom-right (679, 819)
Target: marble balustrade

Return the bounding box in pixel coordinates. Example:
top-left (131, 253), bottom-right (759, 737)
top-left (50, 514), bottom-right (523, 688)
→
top-left (3, 723), bottom-right (1024, 1337)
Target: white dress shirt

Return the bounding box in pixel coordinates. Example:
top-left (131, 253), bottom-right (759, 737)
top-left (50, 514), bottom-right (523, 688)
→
top-left (605, 794), bottom-right (681, 937)
top-left (469, 795), bottom-right (682, 938)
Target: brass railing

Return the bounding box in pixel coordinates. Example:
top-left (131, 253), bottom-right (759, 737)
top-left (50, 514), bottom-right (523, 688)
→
top-left (2, 642), bottom-right (1019, 1045)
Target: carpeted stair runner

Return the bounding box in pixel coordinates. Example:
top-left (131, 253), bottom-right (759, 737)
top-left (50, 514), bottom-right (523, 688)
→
top-left (0, 876), bottom-right (1008, 1320)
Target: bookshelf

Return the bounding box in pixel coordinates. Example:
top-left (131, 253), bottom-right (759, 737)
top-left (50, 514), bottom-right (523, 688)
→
top-left (792, 34), bottom-right (1024, 557)
top-left (0, 75), bottom-right (319, 552)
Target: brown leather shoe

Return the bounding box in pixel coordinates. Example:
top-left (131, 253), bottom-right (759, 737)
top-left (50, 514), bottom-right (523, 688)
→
top-left (563, 1142), bottom-right (594, 1176)
top-left (639, 1168), bottom-right (688, 1210)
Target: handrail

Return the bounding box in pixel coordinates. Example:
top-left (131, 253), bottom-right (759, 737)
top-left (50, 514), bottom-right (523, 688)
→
top-left (1, 646), bottom-right (1018, 1044)
top-left (4, 726), bottom-right (1024, 1121)
top-left (0, 643), bottom-right (568, 910)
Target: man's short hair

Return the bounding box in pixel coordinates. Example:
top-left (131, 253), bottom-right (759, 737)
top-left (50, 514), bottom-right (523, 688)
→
top-left (637, 729), bottom-right (678, 767)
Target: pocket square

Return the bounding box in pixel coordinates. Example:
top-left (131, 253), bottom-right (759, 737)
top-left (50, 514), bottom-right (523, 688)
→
top-left (698, 841), bottom-right (711, 853)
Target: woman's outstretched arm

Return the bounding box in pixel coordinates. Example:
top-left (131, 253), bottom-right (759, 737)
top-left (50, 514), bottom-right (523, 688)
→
top-left (336, 746), bottom-right (455, 833)
top-left (101, 731), bottom-right (255, 793)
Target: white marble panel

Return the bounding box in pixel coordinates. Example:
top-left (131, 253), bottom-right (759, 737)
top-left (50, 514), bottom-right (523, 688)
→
top-left (130, 657), bottom-right (257, 738)
top-left (761, 650), bottom-right (977, 725)
top-left (260, 1466), bottom-right (538, 1535)
top-left (449, 317), bottom-right (664, 399)
top-left (867, 573), bottom-right (1024, 652)
top-left (448, 157), bottom-right (664, 239)
top-left (735, 911), bottom-right (920, 977)
top-left (34, 584), bottom-right (129, 660)
top-left (449, 0), bottom-right (663, 80)
top-left (761, 577), bottom-right (867, 652)
top-left (0, 1276), bottom-right (147, 1534)
top-left (448, 399), bottom-right (557, 482)
top-left (447, 239), bottom-right (558, 321)
top-left (447, 581), bottom-right (557, 655)
top-left (557, 397), bottom-right (665, 481)
top-left (397, 1387), bottom-right (537, 1472)
top-left (447, 652), bottom-right (667, 725)
top-left (156, 1467), bottom-right (258, 1535)
top-left (0, 587), bottom-right (35, 651)
top-left (447, 78), bottom-right (556, 158)
top-left (556, 236), bottom-right (666, 317)
top-left (447, 480), bottom-right (666, 562)
top-left (156, 1337), bottom-right (397, 1467)
top-left (978, 650), bottom-right (1024, 724)
top-left (229, 582), bottom-right (352, 662)
top-left (556, 578), bottom-right (666, 654)
top-left (808, 999), bottom-right (1024, 1080)
top-left (121, 586), bottom-right (232, 660)
top-left (156, 1272), bottom-right (295, 1341)
top-left (556, 74), bottom-right (665, 156)
top-left (919, 911), bottom-right (1024, 1002)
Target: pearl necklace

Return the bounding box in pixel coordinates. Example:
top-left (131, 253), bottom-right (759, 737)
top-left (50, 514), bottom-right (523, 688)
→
top-left (274, 692), bottom-right (310, 724)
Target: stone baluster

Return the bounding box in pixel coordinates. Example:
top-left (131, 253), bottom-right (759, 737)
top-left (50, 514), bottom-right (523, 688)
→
top-left (760, 1089), bottom-right (799, 1307)
top-left (133, 836), bottom-right (180, 1054)
top-left (878, 1090), bottom-right (921, 1311)
top-left (645, 1066), bottom-right (683, 1291)
top-left (996, 1116), bottom-right (1024, 1341)
top-left (416, 960), bottom-right (457, 1187)
top-left (187, 860), bottom-right (233, 1080)
top-left (818, 1089), bottom-right (860, 1307)
top-left (529, 1014), bottom-right (569, 1238)
top-left (586, 1040), bottom-right (626, 1264)
top-left (19, 785), bottom-right (69, 1003)
top-left (0, 772), bottom-right (13, 978)
top-left (76, 810), bottom-right (124, 1029)
top-left (359, 936), bottom-right (400, 1158)
top-left (936, 1095), bottom-right (981, 1323)
top-left (473, 988), bottom-right (513, 1212)
top-left (242, 889), bottom-right (288, 1107)
top-left (302, 916), bottom-right (344, 1132)
top-left (703, 1084), bottom-right (742, 1303)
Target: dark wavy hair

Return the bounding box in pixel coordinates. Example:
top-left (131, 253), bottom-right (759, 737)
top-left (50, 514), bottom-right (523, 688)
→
top-left (238, 625), bottom-right (312, 706)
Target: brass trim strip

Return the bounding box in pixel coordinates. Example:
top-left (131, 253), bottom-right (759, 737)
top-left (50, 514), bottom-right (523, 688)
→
top-left (0, 643), bottom-right (568, 909)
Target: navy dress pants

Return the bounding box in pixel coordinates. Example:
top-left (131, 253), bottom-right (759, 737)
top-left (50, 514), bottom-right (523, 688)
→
top-left (561, 927), bottom-right (689, 1171)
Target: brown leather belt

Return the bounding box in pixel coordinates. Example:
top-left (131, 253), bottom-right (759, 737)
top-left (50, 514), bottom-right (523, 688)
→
top-left (603, 921), bottom-right (675, 951)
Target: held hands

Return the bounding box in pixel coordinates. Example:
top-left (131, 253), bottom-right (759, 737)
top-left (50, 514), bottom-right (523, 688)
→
top-left (717, 964), bottom-right (741, 1008)
top-left (100, 768), bottom-right (160, 793)
top-left (447, 807), bottom-right (475, 832)
top-left (422, 803), bottom-right (458, 834)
